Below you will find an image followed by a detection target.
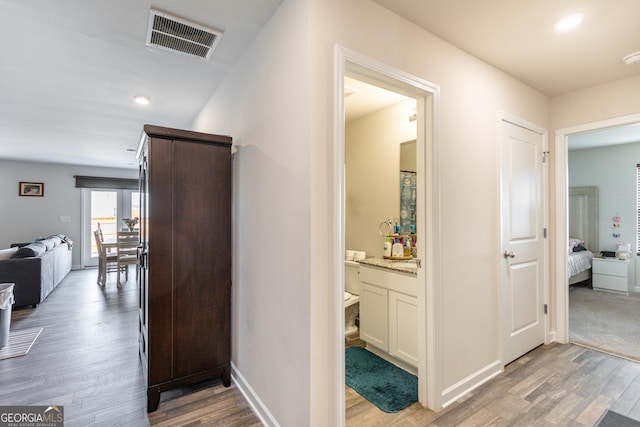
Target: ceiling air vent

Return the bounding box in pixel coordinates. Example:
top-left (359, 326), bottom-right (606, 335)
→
top-left (146, 9), bottom-right (223, 60)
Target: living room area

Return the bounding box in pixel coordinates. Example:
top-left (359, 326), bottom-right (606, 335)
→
top-left (0, 157), bottom-right (259, 424)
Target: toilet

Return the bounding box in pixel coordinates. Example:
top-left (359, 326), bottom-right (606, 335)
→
top-left (344, 260), bottom-right (361, 338)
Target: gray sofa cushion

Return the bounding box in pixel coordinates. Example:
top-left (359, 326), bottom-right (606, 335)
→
top-left (12, 242), bottom-right (47, 258)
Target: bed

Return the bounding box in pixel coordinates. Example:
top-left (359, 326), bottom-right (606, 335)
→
top-left (568, 186), bottom-right (598, 285)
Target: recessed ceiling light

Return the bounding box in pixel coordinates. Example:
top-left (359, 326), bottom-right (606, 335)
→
top-left (555, 13), bottom-right (584, 32)
top-left (623, 52), bottom-right (640, 65)
top-left (133, 95), bottom-right (150, 105)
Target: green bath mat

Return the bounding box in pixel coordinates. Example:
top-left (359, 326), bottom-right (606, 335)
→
top-left (345, 346), bottom-right (418, 413)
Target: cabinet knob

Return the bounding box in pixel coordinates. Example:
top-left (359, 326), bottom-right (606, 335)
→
top-left (503, 250), bottom-right (515, 259)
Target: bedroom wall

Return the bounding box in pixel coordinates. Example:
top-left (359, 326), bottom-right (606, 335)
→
top-left (0, 159), bottom-right (137, 268)
top-left (568, 142), bottom-right (640, 290)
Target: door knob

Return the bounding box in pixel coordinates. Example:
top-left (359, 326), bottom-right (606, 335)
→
top-left (503, 250), bottom-right (515, 259)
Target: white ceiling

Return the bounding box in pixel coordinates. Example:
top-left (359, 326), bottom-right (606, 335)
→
top-left (1, 0), bottom-right (639, 169)
top-left (0, 0), bottom-right (283, 169)
top-left (344, 77), bottom-right (412, 123)
top-left (373, 0), bottom-right (640, 97)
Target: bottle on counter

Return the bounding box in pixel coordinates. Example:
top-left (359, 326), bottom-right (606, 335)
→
top-left (392, 239), bottom-right (404, 257)
top-left (383, 237), bottom-right (392, 257)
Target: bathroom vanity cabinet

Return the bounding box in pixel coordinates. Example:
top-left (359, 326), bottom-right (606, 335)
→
top-left (137, 125), bottom-right (232, 412)
top-left (359, 263), bottom-right (418, 368)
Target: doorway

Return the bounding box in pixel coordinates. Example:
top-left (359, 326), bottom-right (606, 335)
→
top-left (554, 113), bottom-right (640, 345)
top-left (559, 118), bottom-right (640, 360)
top-left (81, 188), bottom-right (139, 267)
top-left (334, 46), bottom-right (441, 419)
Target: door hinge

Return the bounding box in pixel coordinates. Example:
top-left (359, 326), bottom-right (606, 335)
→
top-left (542, 151), bottom-right (549, 163)
top-left (544, 304), bottom-right (548, 315)
top-left (543, 227), bottom-right (547, 238)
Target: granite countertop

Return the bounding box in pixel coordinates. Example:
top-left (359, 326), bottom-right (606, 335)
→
top-left (357, 257), bottom-right (417, 275)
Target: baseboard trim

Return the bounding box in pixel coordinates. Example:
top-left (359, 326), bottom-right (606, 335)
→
top-left (440, 359), bottom-right (503, 408)
top-left (231, 362), bottom-right (279, 427)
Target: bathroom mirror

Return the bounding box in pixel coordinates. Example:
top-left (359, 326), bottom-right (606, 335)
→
top-left (399, 140), bottom-right (416, 234)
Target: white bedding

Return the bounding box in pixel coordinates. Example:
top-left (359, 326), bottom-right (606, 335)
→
top-left (568, 250), bottom-right (593, 278)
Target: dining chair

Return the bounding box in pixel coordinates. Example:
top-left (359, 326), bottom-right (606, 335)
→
top-left (116, 231), bottom-right (139, 286)
top-left (93, 230), bottom-right (119, 286)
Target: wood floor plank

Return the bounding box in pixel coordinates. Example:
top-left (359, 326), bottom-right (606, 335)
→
top-left (4, 268), bottom-right (640, 426)
top-left (0, 269), bottom-right (260, 426)
top-left (348, 342), bottom-right (640, 426)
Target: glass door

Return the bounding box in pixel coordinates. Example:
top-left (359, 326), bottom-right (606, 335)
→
top-left (82, 189), bottom-right (140, 267)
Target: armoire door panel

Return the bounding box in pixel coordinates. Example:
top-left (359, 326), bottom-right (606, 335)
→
top-left (147, 136), bottom-right (174, 386)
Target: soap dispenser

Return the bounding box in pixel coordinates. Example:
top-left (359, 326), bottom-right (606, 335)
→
top-left (383, 237), bottom-right (392, 257)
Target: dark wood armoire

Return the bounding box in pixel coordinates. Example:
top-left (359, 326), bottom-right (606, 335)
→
top-left (137, 125), bottom-right (232, 412)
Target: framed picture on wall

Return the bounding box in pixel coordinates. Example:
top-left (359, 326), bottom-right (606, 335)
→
top-left (19, 182), bottom-right (44, 197)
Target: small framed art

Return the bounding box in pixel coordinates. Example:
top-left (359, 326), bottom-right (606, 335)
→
top-left (19, 182), bottom-right (44, 197)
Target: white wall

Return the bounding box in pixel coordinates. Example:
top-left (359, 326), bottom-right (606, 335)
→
top-left (192, 1), bottom-right (311, 426)
top-left (0, 159), bottom-right (136, 267)
top-left (345, 99), bottom-right (417, 258)
top-left (193, 0), bottom-right (550, 423)
top-left (568, 142), bottom-right (640, 289)
top-left (310, 0), bottom-right (549, 412)
top-left (551, 75), bottom-right (640, 130)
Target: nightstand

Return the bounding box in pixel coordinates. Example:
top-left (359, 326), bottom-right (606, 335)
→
top-left (592, 257), bottom-right (629, 295)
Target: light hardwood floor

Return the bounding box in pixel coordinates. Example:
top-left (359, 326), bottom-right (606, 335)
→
top-left (0, 268), bottom-right (260, 427)
top-left (347, 343), bottom-right (640, 426)
top-left (2, 269), bottom-right (640, 426)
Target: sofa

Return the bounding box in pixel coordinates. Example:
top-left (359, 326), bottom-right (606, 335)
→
top-left (0, 235), bottom-right (73, 308)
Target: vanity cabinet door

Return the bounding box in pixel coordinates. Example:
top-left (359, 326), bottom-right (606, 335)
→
top-left (388, 290), bottom-right (418, 367)
top-left (360, 283), bottom-right (388, 351)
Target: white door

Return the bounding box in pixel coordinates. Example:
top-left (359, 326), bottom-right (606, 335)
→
top-left (500, 118), bottom-right (546, 365)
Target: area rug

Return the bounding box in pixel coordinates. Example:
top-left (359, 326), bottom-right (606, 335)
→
top-left (345, 346), bottom-right (418, 413)
top-left (569, 286), bottom-right (640, 362)
top-left (0, 328), bottom-right (42, 361)
top-left (596, 409), bottom-right (640, 426)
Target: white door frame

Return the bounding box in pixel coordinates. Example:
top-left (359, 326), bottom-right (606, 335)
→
top-left (333, 45), bottom-right (441, 420)
top-left (554, 113), bottom-right (640, 343)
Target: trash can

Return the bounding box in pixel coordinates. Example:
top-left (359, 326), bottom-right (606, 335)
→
top-left (0, 283), bottom-right (15, 349)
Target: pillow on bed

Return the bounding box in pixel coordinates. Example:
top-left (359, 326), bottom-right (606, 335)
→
top-left (568, 238), bottom-right (584, 254)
